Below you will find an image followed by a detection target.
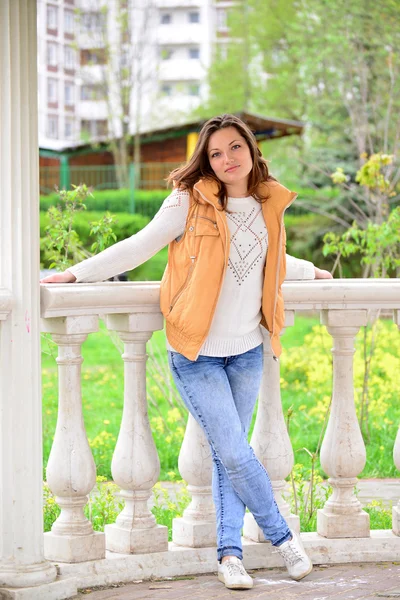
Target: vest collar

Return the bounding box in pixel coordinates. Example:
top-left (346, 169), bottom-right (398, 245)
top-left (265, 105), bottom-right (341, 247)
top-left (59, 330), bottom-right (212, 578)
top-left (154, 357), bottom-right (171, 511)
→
top-left (193, 178), bottom-right (297, 211)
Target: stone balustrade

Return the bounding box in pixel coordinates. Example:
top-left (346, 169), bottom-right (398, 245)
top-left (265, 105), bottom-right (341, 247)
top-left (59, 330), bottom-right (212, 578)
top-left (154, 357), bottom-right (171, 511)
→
top-left (35, 279), bottom-right (400, 593)
top-left (1, 279), bottom-right (400, 597)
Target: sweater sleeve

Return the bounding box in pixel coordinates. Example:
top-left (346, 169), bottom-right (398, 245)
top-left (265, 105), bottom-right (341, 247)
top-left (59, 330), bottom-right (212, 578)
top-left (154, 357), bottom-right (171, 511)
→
top-left (67, 188), bottom-right (190, 283)
top-left (285, 254), bottom-right (315, 280)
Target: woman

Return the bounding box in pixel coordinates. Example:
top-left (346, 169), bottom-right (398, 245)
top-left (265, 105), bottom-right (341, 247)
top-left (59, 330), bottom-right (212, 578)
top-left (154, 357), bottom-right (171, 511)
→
top-left (42, 114), bottom-right (332, 590)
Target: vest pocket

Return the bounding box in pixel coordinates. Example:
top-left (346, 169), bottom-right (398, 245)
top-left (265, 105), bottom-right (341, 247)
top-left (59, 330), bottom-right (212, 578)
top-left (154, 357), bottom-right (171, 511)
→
top-left (168, 264), bottom-right (195, 315)
top-left (193, 216), bottom-right (219, 236)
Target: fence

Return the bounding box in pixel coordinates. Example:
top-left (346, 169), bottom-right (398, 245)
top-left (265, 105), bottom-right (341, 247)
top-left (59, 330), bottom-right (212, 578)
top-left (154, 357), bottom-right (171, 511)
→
top-left (39, 162), bottom-right (181, 196)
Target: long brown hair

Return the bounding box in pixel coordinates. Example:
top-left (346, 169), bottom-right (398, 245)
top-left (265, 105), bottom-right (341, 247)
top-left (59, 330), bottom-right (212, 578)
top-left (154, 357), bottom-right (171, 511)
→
top-left (167, 114), bottom-right (275, 209)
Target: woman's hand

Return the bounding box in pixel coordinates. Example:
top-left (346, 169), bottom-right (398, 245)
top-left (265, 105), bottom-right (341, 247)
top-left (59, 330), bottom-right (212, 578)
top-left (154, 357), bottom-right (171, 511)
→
top-left (40, 270), bottom-right (76, 284)
top-left (314, 267), bottom-right (333, 279)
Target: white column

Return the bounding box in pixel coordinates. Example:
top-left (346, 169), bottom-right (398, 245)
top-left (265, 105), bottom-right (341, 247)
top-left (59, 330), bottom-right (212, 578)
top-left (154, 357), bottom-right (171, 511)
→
top-left (393, 310), bottom-right (400, 535)
top-left (41, 316), bottom-right (105, 563)
top-left (317, 310), bottom-right (370, 538)
top-left (0, 2), bottom-right (78, 598)
top-left (173, 415), bottom-right (216, 547)
top-left (104, 313), bottom-right (168, 554)
top-left (243, 312), bottom-right (300, 542)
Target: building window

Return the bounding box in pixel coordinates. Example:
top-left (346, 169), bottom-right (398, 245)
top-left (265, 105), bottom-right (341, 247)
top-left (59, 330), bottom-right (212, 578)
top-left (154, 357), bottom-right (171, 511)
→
top-left (80, 48), bottom-right (107, 66)
top-left (65, 118), bottom-right (74, 139)
top-left (189, 11), bottom-right (200, 23)
top-left (81, 119), bottom-right (108, 138)
top-left (161, 84), bottom-right (172, 96)
top-left (161, 48), bottom-right (173, 60)
top-left (47, 42), bottom-right (58, 67)
top-left (64, 9), bottom-right (75, 34)
top-left (188, 83), bottom-right (200, 96)
top-left (65, 81), bottom-right (74, 105)
top-left (189, 47), bottom-right (200, 59)
top-left (119, 48), bottom-right (130, 68)
top-left (47, 78), bottom-right (58, 102)
top-left (81, 12), bottom-right (104, 33)
top-left (80, 84), bottom-right (105, 101)
top-left (97, 120), bottom-right (108, 137)
top-left (47, 116), bottom-right (58, 139)
top-left (64, 46), bottom-right (75, 69)
top-left (160, 13), bottom-right (171, 24)
top-left (216, 8), bottom-right (227, 29)
top-left (47, 5), bottom-right (58, 30)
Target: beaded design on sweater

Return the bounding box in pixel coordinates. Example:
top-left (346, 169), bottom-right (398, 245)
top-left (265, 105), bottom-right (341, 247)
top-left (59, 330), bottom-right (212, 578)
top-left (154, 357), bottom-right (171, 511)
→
top-left (153, 187), bottom-right (188, 219)
top-left (226, 206), bottom-right (268, 286)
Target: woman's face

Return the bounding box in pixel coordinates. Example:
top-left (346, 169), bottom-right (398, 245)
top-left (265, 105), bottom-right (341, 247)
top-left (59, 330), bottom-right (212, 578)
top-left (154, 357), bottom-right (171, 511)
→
top-left (207, 126), bottom-right (253, 188)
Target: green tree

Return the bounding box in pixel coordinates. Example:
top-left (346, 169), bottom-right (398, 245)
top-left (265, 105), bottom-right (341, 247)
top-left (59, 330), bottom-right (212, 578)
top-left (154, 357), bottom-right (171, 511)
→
top-left (75, 1), bottom-right (158, 188)
top-left (199, 0), bottom-right (400, 191)
top-left (324, 153), bottom-right (400, 278)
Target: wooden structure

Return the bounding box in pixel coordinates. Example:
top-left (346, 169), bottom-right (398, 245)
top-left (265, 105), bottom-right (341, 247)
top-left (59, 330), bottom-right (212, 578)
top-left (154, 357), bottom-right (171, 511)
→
top-left (39, 112), bottom-right (304, 192)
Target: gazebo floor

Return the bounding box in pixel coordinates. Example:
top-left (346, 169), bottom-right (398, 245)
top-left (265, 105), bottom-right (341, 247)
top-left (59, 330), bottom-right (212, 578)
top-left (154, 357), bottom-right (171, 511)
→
top-left (76, 562), bottom-right (400, 599)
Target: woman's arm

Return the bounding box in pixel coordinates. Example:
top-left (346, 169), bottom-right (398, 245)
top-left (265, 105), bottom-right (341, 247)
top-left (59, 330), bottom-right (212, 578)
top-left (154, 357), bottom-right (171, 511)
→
top-left (40, 188), bottom-right (190, 284)
top-left (285, 254), bottom-right (333, 280)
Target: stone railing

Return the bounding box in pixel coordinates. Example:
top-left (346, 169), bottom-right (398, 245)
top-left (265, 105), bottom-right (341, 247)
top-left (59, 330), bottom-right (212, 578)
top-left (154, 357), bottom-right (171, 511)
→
top-left (37, 280), bottom-right (400, 590)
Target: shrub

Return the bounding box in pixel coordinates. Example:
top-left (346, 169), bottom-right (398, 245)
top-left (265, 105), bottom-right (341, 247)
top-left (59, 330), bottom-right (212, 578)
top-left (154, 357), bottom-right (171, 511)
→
top-left (40, 210), bottom-right (149, 269)
top-left (285, 213), bottom-right (362, 276)
top-left (40, 188), bottom-right (169, 218)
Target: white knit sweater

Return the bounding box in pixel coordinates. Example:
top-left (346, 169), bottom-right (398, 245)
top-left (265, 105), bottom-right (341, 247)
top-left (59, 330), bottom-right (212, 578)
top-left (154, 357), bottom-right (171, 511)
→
top-left (68, 188), bottom-right (315, 357)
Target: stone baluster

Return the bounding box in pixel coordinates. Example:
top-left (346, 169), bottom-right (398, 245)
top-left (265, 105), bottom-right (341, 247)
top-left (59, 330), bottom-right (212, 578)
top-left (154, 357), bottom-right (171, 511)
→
top-left (173, 414), bottom-right (216, 547)
top-left (244, 311), bottom-right (300, 543)
top-left (104, 313), bottom-right (168, 554)
top-left (393, 310), bottom-right (400, 535)
top-left (317, 309), bottom-right (370, 538)
top-left (42, 316), bottom-right (105, 562)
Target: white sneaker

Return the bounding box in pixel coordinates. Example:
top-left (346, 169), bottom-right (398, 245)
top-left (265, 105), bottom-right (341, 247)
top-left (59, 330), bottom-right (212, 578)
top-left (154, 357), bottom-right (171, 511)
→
top-left (275, 529), bottom-right (313, 580)
top-left (217, 556), bottom-right (253, 589)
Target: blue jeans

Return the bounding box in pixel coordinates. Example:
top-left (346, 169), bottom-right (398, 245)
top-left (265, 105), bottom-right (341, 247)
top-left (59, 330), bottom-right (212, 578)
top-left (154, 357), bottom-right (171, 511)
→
top-left (168, 343), bottom-right (291, 562)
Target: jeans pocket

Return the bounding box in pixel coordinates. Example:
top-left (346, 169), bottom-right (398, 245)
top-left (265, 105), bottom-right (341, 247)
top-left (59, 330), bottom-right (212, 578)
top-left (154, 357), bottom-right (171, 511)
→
top-left (169, 350), bottom-right (194, 370)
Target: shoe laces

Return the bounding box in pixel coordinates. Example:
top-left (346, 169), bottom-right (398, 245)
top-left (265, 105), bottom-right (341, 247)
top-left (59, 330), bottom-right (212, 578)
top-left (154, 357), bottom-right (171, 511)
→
top-left (274, 540), bottom-right (304, 566)
top-left (224, 560), bottom-right (247, 577)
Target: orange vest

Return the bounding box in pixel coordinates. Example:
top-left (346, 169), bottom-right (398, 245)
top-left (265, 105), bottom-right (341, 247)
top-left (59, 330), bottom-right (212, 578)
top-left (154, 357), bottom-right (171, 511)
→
top-left (159, 178), bottom-right (297, 361)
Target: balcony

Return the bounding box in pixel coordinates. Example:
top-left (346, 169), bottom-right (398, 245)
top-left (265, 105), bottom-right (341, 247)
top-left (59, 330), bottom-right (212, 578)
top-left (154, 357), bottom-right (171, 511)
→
top-left (158, 58), bottom-right (205, 81)
top-left (77, 99), bottom-right (108, 120)
top-left (155, 1), bottom-right (202, 7)
top-left (157, 24), bottom-right (202, 46)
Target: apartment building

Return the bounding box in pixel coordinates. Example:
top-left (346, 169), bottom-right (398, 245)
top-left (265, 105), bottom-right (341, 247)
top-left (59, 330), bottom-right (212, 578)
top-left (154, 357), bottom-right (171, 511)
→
top-left (37, 0), bottom-right (235, 148)
top-left (37, 0), bottom-right (79, 148)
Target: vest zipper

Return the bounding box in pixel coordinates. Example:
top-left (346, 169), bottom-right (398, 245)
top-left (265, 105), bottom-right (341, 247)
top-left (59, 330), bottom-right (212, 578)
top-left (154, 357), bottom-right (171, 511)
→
top-left (169, 264), bottom-right (195, 313)
top-left (197, 215), bottom-right (218, 227)
top-left (169, 203), bottom-right (200, 313)
top-left (192, 186), bottom-right (229, 360)
top-left (271, 193), bottom-right (298, 361)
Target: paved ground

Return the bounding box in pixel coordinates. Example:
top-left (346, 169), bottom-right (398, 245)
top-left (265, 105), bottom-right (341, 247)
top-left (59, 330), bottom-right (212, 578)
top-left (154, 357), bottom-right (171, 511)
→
top-left (76, 562), bottom-right (400, 599)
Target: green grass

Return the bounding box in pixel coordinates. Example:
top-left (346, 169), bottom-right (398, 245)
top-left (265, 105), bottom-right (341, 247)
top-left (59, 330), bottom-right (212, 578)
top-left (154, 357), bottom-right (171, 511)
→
top-left (42, 315), bottom-right (400, 484)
